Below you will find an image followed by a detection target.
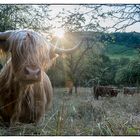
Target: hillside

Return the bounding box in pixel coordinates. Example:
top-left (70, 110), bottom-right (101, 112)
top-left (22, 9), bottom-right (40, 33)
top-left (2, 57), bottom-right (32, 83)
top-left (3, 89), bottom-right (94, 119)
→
top-left (105, 44), bottom-right (138, 59)
top-left (67, 31), bottom-right (140, 59)
top-left (101, 32), bottom-right (140, 59)
top-left (66, 32), bottom-right (140, 59)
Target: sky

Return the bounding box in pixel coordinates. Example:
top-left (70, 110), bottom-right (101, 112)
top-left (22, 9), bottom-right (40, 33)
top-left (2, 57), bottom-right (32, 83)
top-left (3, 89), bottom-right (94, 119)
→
top-left (49, 5), bottom-right (140, 32)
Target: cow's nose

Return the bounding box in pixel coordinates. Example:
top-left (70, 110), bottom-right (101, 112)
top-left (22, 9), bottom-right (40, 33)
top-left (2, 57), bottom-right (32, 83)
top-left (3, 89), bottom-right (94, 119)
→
top-left (24, 66), bottom-right (41, 77)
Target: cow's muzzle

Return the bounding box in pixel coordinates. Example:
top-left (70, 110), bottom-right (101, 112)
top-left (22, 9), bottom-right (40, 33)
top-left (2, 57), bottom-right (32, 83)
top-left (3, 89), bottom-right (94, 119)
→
top-left (23, 66), bottom-right (41, 83)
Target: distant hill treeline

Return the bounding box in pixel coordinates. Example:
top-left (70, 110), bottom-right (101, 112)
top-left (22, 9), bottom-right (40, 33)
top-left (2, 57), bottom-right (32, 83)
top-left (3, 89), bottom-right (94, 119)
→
top-left (100, 32), bottom-right (140, 48)
top-left (64, 31), bottom-right (140, 59)
top-left (65, 31), bottom-right (140, 48)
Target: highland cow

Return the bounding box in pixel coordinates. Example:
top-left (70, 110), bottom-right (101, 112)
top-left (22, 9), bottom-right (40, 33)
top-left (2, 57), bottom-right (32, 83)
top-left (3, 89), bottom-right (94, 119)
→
top-left (0, 30), bottom-right (82, 126)
top-left (93, 86), bottom-right (118, 100)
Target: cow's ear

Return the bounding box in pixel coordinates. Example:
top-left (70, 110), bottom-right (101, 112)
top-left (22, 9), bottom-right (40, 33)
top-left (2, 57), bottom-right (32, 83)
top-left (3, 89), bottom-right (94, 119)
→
top-left (0, 40), bottom-right (9, 52)
top-left (0, 31), bottom-right (13, 52)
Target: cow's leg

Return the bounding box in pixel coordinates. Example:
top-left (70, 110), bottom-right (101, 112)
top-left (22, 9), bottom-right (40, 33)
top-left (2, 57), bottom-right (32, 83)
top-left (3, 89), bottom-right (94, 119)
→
top-left (10, 91), bottom-right (23, 126)
top-left (69, 88), bottom-right (73, 95)
top-left (10, 103), bottom-right (22, 126)
top-left (33, 85), bottom-right (47, 124)
top-left (43, 73), bottom-right (53, 111)
top-left (94, 94), bottom-right (98, 100)
top-left (33, 100), bottom-right (46, 124)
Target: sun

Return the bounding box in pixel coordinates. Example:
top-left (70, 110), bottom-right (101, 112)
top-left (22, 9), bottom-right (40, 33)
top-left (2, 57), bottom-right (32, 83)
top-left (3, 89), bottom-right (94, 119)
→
top-left (54, 29), bottom-right (65, 38)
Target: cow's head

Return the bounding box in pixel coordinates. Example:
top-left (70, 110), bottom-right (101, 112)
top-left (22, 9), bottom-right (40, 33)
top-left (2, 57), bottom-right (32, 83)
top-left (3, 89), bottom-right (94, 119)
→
top-left (0, 30), bottom-right (82, 84)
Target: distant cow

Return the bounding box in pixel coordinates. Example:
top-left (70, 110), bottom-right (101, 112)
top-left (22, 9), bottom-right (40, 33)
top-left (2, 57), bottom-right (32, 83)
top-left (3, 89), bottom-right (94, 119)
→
top-left (123, 87), bottom-right (138, 96)
top-left (93, 86), bottom-right (118, 100)
top-left (65, 80), bottom-right (74, 95)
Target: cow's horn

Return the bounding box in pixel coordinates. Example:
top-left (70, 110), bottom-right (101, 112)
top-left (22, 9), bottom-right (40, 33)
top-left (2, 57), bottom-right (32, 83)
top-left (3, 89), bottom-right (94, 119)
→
top-left (54, 40), bottom-right (83, 55)
top-left (0, 31), bottom-right (13, 40)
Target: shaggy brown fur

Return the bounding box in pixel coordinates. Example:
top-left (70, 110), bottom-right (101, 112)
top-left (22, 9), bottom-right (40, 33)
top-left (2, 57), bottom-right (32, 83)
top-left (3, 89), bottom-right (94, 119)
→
top-left (65, 80), bottom-right (74, 95)
top-left (0, 29), bottom-right (81, 126)
top-left (0, 30), bottom-right (53, 126)
top-left (0, 61), bottom-right (53, 125)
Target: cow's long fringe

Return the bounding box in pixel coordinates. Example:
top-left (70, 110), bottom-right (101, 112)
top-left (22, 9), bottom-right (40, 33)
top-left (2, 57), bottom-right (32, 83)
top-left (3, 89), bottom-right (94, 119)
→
top-left (8, 29), bottom-right (52, 69)
top-left (0, 59), bottom-right (13, 93)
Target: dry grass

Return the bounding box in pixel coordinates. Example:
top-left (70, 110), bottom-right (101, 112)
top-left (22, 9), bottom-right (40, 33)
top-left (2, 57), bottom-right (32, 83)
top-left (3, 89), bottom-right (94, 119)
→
top-left (0, 87), bottom-right (140, 136)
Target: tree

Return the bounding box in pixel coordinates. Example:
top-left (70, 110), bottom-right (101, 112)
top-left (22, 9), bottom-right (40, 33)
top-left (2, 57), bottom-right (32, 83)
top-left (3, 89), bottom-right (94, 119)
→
top-left (83, 4), bottom-right (140, 32)
top-left (0, 5), bottom-right (51, 31)
top-left (115, 58), bottom-right (140, 86)
top-left (49, 31), bottom-right (106, 94)
top-left (84, 51), bottom-right (116, 86)
top-left (49, 5), bottom-right (140, 88)
top-left (106, 4), bottom-right (140, 31)
top-left (53, 5), bottom-right (106, 32)
top-left (64, 41), bottom-right (91, 93)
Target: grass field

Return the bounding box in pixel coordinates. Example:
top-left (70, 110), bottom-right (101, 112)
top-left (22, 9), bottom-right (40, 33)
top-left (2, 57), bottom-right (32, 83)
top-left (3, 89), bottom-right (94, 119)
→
top-left (0, 87), bottom-right (140, 136)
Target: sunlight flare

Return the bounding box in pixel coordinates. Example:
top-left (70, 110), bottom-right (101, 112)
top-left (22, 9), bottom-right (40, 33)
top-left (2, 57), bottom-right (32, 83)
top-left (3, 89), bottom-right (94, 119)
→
top-left (54, 29), bottom-right (65, 38)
